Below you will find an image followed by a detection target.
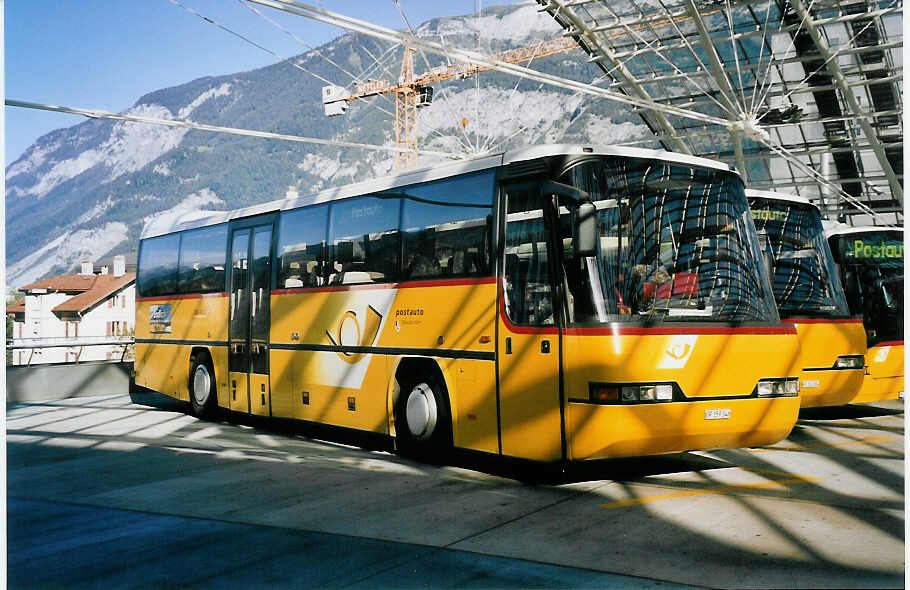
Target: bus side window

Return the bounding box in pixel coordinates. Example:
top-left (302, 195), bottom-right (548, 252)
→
top-left (138, 233), bottom-right (181, 297)
top-left (329, 196), bottom-right (401, 285)
top-left (503, 191), bottom-right (555, 326)
top-left (277, 205), bottom-right (329, 289)
top-left (400, 171), bottom-right (494, 281)
top-left (177, 224), bottom-right (227, 293)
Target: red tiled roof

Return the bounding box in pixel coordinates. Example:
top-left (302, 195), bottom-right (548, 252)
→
top-left (52, 272), bottom-right (135, 316)
top-left (20, 274), bottom-right (101, 293)
top-left (6, 299), bottom-right (25, 316)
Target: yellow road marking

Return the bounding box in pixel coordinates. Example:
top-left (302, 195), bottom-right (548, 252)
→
top-left (601, 476), bottom-right (821, 509)
top-left (749, 435), bottom-right (900, 453)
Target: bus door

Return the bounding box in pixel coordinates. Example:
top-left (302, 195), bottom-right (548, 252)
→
top-left (497, 184), bottom-right (565, 462)
top-left (228, 221), bottom-right (274, 416)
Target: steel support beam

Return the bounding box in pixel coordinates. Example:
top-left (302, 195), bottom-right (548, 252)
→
top-left (582, 6), bottom-right (902, 58)
top-left (541, 0), bottom-right (692, 153)
top-left (603, 43), bottom-right (903, 88)
top-left (4, 99), bottom-right (457, 158)
top-left (247, 0), bottom-right (729, 129)
top-left (683, 0), bottom-right (750, 177)
top-left (790, 0), bottom-right (902, 205)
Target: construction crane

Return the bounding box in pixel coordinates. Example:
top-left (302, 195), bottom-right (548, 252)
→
top-left (322, 37), bottom-right (577, 171)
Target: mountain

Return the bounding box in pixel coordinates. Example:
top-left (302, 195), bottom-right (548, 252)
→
top-left (5, 3), bottom-right (653, 288)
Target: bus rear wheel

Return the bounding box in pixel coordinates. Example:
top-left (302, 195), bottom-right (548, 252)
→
top-left (189, 355), bottom-right (216, 418)
top-left (395, 373), bottom-right (452, 461)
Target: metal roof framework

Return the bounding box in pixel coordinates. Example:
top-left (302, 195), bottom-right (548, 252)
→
top-left (537, 0), bottom-right (903, 224)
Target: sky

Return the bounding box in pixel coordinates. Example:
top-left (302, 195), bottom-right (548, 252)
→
top-left (5, 0), bottom-right (515, 166)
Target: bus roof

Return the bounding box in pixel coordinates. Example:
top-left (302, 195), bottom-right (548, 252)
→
top-left (140, 143), bottom-right (737, 240)
top-left (501, 143), bottom-right (735, 173)
top-left (825, 224), bottom-right (904, 239)
top-left (745, 189), bottom-right (817, 210)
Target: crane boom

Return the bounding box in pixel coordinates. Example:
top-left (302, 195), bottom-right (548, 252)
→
top-left (322, 37), bottom-right (577, 170)
top-left (350, 37), bottom-right (577, 99)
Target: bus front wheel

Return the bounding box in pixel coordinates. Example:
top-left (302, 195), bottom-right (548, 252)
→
top-left (189, 355), bottom-right (216, 418)
top-left (395, 373), bottom-right (452, 461)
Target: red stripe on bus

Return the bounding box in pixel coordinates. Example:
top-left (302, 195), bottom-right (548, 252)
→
top-left (497, 282), bottom-right (559, 334)
top-left (497, 281), bottom-right (797, 336)
top-left (272, 276), bottom-right (495, 296)
top-left (781, 318), bottom-right (862, 324)
top-left (136, 292), bottom-right (228, 302)
top-left (501, 322), bottom-right (559, 335)
top-left (872, 341), bottom-right (904, 347)
top-left (562, 325), bottom-right (798, 336)
top-left (398, 276), bottom-right (496, 289)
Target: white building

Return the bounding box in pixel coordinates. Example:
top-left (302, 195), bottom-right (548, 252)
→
top-left (7, 256), bottom-right (135, 365)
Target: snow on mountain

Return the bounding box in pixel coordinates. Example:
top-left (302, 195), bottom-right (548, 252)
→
top-left (75, 195), bottom-right (116, 225)
top-left (5, 3), bottom-right (654, 289)
top-left (416, 3), bottom-right (561, 43)
top-left (14, 107), bottom-right (176, 199)
top-left (178, 82), bottom-right (231, 119)
top-left (5, 138), bottom-right (62, 187)
top-left (153, 162), bottom-right (172, 176)
top-left (585, 118), bottom-right (651, 144)
top-left (10, 85), bottom-right (232, 200)
top-left (7, 222), bottom-right (130, 287)
top-left (418, 87), bottom-right (587, 153)
top-left (141, 188), bottom-right (225, 227)
top-left (100, 105), bottom-right (189, 186)
top-left (297, 153), bottom-right (361, 190)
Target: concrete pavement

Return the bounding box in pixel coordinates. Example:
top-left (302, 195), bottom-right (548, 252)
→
top-left (7, 392), bottom-right (904, 588)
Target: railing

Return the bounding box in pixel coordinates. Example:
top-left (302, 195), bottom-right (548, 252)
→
top-left (7, 336), bottom-right (135, 366)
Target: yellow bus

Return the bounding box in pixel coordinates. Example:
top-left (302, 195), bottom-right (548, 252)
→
top-left (135, 144), bottom-right (800, 464)
top-left (826, 226), bottom-right (904, 403)
top-left (746, 190), bottom-right (865, 407)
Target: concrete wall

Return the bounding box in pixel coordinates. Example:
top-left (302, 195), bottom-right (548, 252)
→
top-left (6, 361), bottom-right (133, 402)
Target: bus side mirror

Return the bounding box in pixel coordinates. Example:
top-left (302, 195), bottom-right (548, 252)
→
top-left (335, 241), bottom-right (354, 266)
top-left (619, 202), bottom-right (630, 225)
top-left (574, 201), bottom-right (597, 257)
top-left (842, 268), bottom-right (861, 313)
top-left (830, 237), bottom-right (846, 262)
top-left (757, 231), bottom-right (774, 277)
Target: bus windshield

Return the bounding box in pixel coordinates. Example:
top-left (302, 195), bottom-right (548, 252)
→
top-left (831, 229), bottom-right (903, 345)
top-left (559, 156), bottom-right (778, 324)
top-left (748, 197), bottom-right (850, 319)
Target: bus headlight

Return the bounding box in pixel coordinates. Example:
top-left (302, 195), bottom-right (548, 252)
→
top-left (621, 386), bottom-right (638, 402)
top-left (754, 378), bottom-right (799, 397)
top-left (591, 382), bottom-right (677, 404)
top-left (833, 355), bottom-right (864, 369)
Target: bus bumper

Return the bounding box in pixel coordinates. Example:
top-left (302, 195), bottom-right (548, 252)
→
top-left (853, 374), bottom-right (905, 404)
top-left (566, 396), bottom-right (800, 461)
top-left (797, 368), bottom-right (865, 408)
top-left (852, 344), bottom-right (905, 404)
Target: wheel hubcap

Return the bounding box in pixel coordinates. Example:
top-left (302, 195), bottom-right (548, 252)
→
top-left (193, 365), bottom-right (211, 405)
top-left (405, 383), bottom-right (437, 440)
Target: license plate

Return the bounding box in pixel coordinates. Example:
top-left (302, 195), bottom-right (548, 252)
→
top-left (802, 379), bottom-right (820, 389)
top-left (704, 408), bottom-right (732, 420)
